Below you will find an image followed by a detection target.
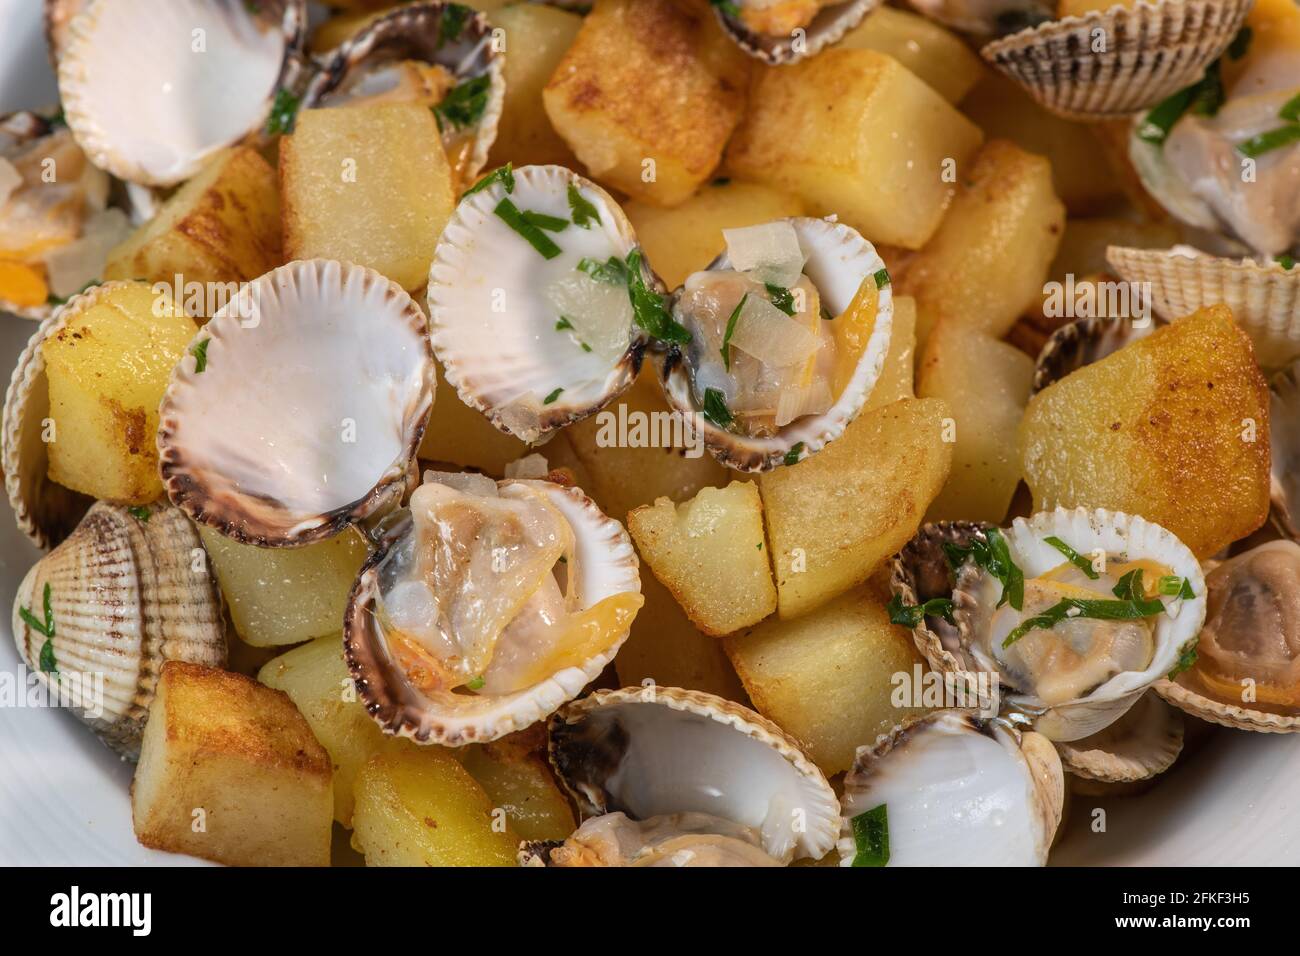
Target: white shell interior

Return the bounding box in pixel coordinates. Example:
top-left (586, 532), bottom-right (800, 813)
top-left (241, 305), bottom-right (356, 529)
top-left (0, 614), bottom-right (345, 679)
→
top-left (59, 0), bottom-right (286, 185)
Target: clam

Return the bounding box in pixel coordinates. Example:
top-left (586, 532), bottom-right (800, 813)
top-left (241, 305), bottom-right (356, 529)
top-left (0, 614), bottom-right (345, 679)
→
top-left (709, 0), bottom-right (880, 64)
top-left (1272, 361), bottom-right (1300, 539)
top-left (892, 507), bottom-right (1206, 741)
top-left (11, 500), bottom-right (226, 759)
top-left (301, 1), bottom-right (504, 189)
top-left (1030, 312), bottom-right (1158, 394)
top-left (981, 0), bottom-right (1254, 121)
top-left (658, 216), bottom-right (894, 471)
top-left (1107, 246), bottom-right (1300, 370)
top-left (1054, 689), bottom-right (1184, 784)
top-left (58, 0), bottom-right (307, 186)
top-left (837, 710), bottom-right (1064, 866)
top-left (524, 686), bottom-right (839, 866)
top-left (44, 0), bottom-right (89, 65)
top-left (157, 258), bottom-right (435, 547)
top-left (1156, 540), bottom-right (1300, 732)
top-left (344, 472), bottom-right (643, 746)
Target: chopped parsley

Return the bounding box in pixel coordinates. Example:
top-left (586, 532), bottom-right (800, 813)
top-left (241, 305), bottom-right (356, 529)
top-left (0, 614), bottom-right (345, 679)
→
top-left (462, 163), bottom-right (514, 200)
top-left (127, 505), bottom-right (151, 522)
top-left (765, 284), bottom-right (795, 315)
top-left (1138, 86), bottom-right (1196, 145)
top-left (264, 88), bottom-right (299, 136)
top-left (1277, 254), bottom-right (1297, 271)
top-left (521, 209), bottom-right (569, 233)
top-left (1188, 61), bottom-right (1225, 118)
top-left (439, 2), bottom-right (472, 45)
top-left (709, 0), bottom-right (741, 18)
top-left (1002, 569), bottom-right (1167, 648)
top-left (567, 183), bottom-right (600, 228)
top-left (434, 74), bottom-right (490, 131)
top-left (543, 387), bottom-right (564, 405)
top-left (19, 582), bottom-right (57, 675)
top-left (720, 293), bottom-right (748, 371)
top-left (1281, 92), bottom-right (1300, 124)
top-left (1043, 535), bottom-right (1099, 580)
top-left (850, 804), bottom-right (889, 867)
top-left (944, 528), bottom-right (1024, 612)
top-left (783, 441), bottom-right (805, 467)
top-left (1237, 124), bottom-right (1300, 158)
top-left (466, 674), bottom-right (485, 691)
top-left (702, 387), bottom-right (733, 428)
top-left (191, 338), bottom-right (210, 373)
top-left (887, 592), bottom-right (956, 629)
top-left (555, 317), bottom-right (591, 352)
top-left (494, 198), bottom-right (562, 259)
top-left (1157, 575), bottom-right (1196, 600)
top-left (576, 256), bottom-right (628, 285)
top-left (1168, 644), bottom-right (1199, 680)
top-left (625, 250), bottom-right (691, 345)
top-left (873, 268), bottom-right (891, 289)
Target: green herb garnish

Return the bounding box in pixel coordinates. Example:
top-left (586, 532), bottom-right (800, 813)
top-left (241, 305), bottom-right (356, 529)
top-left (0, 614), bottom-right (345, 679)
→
top-left (434, 74), bottom-right (490, 131)
top-left (1044, 536), bottom-right (1099, 580)
top-left (461, 163), bottom-right (515, 200)
top-left (567, 183), bottom-right (600, 228)
top-left (127, 505), bottom-right (151, 522)
top-left (20, 582), bottom-right (57, 675)
top-left (783, 441), bottom-right (805, 467)
top-left (1278, 254), bottom-right (1298, 271)
top-left (439, 2), bottom-right (471, 45)
top-left (265, 88), bottom-right (299, 136)
top-left (710, 0), bottom-right (741, 17)
top-left (494, 198), bottom-right (563, 259)
top-left (522, 209), bottom-right (569, 233)
top-left (764, 284), bottom-right (795, 315)
top-left (702, 387), bottom-right (733, 428)
top-left (850, 804), bottom-right (889, 867)
top-left (466, 674), bottom-right (485, 691)
top-left (191, 339), bottom-right (210, 373)
top-left (1168, 644), bottom-right (1199, 680)
top-left (1281, 92), bottom-right (1300, 123)
top-left (1157, 575), bottom-right (1196, 600)
top-left (873, 268), bottom-right (891, 289)
top-left (1189, 61), bottom-right (1225, 117)
top-left (543, 387), bottom-right (564, 405)
top-left (720, 293), bottom-right (748, 371)
top-left (576, 256), bottom-right (628, 285)
top-left (944, 528), bottom-right (1024, 611)
top-left (625, 250), bottom-right (691, 345)
top-left (1238, 124), bottom-right (1300, 158)
top-left (1138, 86), bottom-right (1196, 145)
top-left (555, 317), bottom-right (574, 331)
top-left (887, 593), bottom-right (956, 629)
top-left (1002, 569), bottom-right (1167, 649)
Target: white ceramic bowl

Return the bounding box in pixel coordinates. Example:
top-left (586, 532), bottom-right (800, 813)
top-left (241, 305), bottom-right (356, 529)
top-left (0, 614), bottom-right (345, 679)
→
top-left (1, 0), bottom-right (1297, 866)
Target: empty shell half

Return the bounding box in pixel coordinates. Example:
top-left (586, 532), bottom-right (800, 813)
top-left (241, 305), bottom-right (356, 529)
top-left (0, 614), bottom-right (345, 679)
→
top-left (1054, 689), bottom-right (1184, 784)
top-left (711, 0), bottom-right (880, 64)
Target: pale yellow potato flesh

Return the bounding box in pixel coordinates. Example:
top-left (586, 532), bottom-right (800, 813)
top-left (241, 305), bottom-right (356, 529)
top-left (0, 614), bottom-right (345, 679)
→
top-left (839, 5), bottom-right (984, 103)
top-left (459, 743), bottom-right (576, 843)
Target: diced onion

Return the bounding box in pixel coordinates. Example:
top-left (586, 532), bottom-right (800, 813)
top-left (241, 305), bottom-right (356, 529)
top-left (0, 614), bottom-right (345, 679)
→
top-left (504, 453), bottom-right (550, 479)
top-left (544, 272), bottom-right (633, 363)
top-left (421, 470), bottom-right (500, 497)
top-left (723, 221), bottom-right (805, 287)
top-left (775, 377), bottom-right (833, 427)
top-left (728, 294), bottom-right (820, 367)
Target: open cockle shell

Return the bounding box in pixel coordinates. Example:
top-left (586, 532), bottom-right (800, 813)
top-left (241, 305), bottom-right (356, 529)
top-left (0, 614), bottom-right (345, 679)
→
top-left (658, 216), bottom-right (894, 472)
top-left (157, 259), bottom-right (435, 547)
top-left (428, 164), bottom-right (645, 445)
top-left (58, 0), bottom-right (307, 187)
top-left (344, 480), bottom-right (640, 746)
top-left (545, 686), bottom-right (840, 864)
top-left (1107, 245), bottom-right (1300, 371)
top-left (302, 1), bottom-right (504, 186)
top-left (44, 0), bottom-right (89, 65)
top-left (11, 500), bottom-right (226, 759)
top-left (1272, 361), bottom-right (1300, 540)
top-left (836, 710), bottom-right (1064, 866)
top-left (711, 0), bottom-right (880, 65)
top-left (981, 0), bottom-right (1253, 121)
top-left (1031, 313), bottom-right (1157, 394)
top-left (1156, 676), bottom-right (1300, 733)
top-left (890, 518), bottom-right (989, 675)
top-left (1054, 689), bottom-right (1183, 783)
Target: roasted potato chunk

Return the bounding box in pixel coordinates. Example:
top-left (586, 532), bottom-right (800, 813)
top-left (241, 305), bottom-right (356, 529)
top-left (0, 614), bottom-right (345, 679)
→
top-left (725, 49), bottom-right (983, 249)
top-left (132, 662), bottom-right (333, 866)
top-left (418, 357), bottom-right (529, 474)
top-left (865, 294), bottom-right (917, 410)
top-left (1019, 305), bottom-right (1271, 558)
top-left (543, 0), bottom-right (750, 206)
top-left (103, 147), bottom-right (281, 314)
top-left (460, 739), bottom-right (575, 843)
top-left (628, 482), bottom-right (777, 637)
top-left (42, 281), bottom-right (197, 504)
top-left (840, 6), bottom-right (984, 103)
top-left (758, 397), bottom-right (953, 619)
top-left (725, 584), bottom-right (930, 775)
top-left (280, 103), bottom-right (454, 291)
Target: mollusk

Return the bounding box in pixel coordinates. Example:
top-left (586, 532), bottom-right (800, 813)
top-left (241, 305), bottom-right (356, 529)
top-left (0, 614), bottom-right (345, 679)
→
top-left (157, 259), bottom-right (435, 547)
top-left (11, 500), bottom-right (226, 759)
top-left (344, 473), bottom-right (642, 746)
top-left (1054, 689), bottom-right (1184, 784)
top-left (837, 710), bottom-right (1063, 866)
top-left (1272, 361), bottom-right (1300, 539)
top-left (58, 0), bottom-right (307, 186)
top-left (981, 0), bottom-right (1254, 121)
top-left (301, 1), bottom-right (504, 188)
top-left (44, 0), bottom-right (89, 65)
top-left (530, 686), bottom-right (840, 866)
top-left (710, 0), bottom-right (880, 64)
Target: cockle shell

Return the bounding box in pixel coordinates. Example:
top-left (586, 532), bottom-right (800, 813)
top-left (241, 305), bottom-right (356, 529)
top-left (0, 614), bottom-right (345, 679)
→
top-left (44, 0), bottom-right (89, 65)
top-left (712, 0), bottom-right (880, 65)
top-left (10, 500), bottom-right (226, 759)
top-left (1054, 689), bottom-right (1184, 783)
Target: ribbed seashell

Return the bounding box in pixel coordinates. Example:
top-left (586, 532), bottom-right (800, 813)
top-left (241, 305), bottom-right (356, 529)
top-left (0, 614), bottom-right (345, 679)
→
top-left (1156, 677), bottom-right (1300, 733)
top-left (837, 710), bottom-right (1063, 866)
top-left (10, 500), bottom-right (226, 759)
top-left (1107, 245), bottom-right (1300, 371)
top-left (1054, 689), bottom-right (1183, 784)
top-left (428, 164), bottom-right (646, 445)
top-left (1031, 313), bottom-right (1158, 393)
top-left (302, 1), bottom-right (504, 188)
top-left (345, 480), bottom-right (641, 746)
top-left (981, 0), bottom-right (1253, 121)
top-left (157, 259), bottom-right (435, 547)
top-left (44, 0), bottom-right (89, 65)
top-left (58, 0), bottom-right (307, 186)
top-left (1272, 362), bottom-right (1300, 540)
top-left (712, 0), bottom-right (880, 64)
top-left (657, 216), bottom-right (894, 472)
top-left (546, 686), bottom-right (840, 864)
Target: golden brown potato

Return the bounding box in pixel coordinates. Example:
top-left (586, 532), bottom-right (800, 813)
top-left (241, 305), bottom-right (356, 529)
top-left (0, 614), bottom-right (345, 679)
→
top-left (919, 322), bottom-right (1034, 523)
top-left (865, 294), bottom-right (917, 411)
top-left (1019, 305), bottom-right (1271, 558)
top-left (725, 48), bottom-right (983, 249)
top-left (624, 179), bottom-right (806, 289)
top-left (899, 139), bottom-right (1065, 345)
top-left (839, 6), bottom-right (984, 103)
top-left (280, 103), bottom-right (454, 291)
top-left (1047, 217), bottom-right (1181, 283)
top-left (725, 585), bottom-right (930, 775)
top-left (103, 147), bottom-right (281, 315)
top-left (628, 482), bottom-right (777, 636)
top-left (459, 740), bottom-right (575, 843)
top-left (543, 0), bottom-right (750, 206)
top-left (132, 662), bottom-right (333, 866)
top-left (757, 397), bottom-right (953, 619)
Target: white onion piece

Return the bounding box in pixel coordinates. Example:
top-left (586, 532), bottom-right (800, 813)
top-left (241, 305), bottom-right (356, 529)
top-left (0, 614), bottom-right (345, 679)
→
top-left (545, 272), bottom-right (633, 364)
top-left (775, 377), bottom-right (833, 427)
top-left (0, 157), bottom-right (21, 207)
top-left (504, 453), bottom-right (550, 479)
top-left (41, 207), bottom-right (131, 298)
top-left (422, 470), bottom-right (500, 497)
top-left (723, 221), bottom-right (805, 287)
top-left (729, 295), bottom-right (820, 367)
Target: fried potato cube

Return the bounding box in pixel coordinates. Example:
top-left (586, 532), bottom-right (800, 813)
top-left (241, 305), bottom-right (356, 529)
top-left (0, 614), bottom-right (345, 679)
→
top-left (488, 3), bottom-right (583, 168)
top-left (132, 662), bottom-right (333, 866)
top-left (725, 49), bottom-right (983, 250)
top-left (280, 103), bottom-right (454, 291)
top-left (418, 357), bottom-right (529, 474)
top-left (1019, 305), bottom-right (1271, 558)
top-left (724, 585), bottom-right (930, 775)
top-left (839, 6), bottom-right (984, 103)
top-left (865, 294), bottom-right (917, 411)
top-left (42, 280), bottom-right (197, 504)
top-left (625, 179), bottom-right (806, 289)
top-left (543, 0), bottom-right (750, 206)
top-left (103, 147), bottom-right (281, 312)
top-left (460, 738), bottom-right (576, 842)
top-left (351, 749), bottom-right (518, 866)
top-left (201, 526), bottom-right (369, 647)
top-left (918, 322), bottom-right (1034, 523)
top-left (629, 482), bottom-right (777, 637)
top-left (758, 397), bottom-right (953, 619)
top-left (899, 139), bottom-right (1065, 344)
